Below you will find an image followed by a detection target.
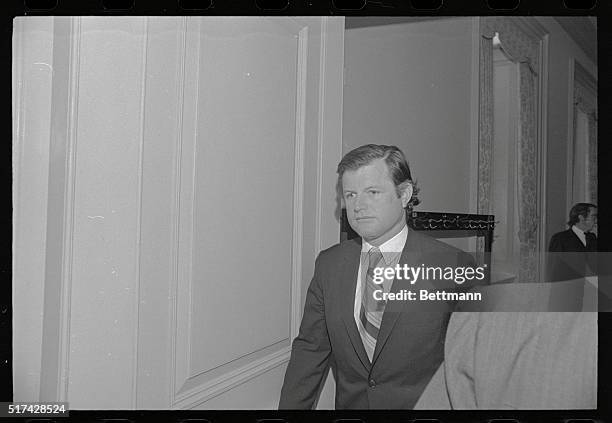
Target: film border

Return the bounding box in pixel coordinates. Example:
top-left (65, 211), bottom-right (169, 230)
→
top-left (2, 0), bottom-right (610, 422)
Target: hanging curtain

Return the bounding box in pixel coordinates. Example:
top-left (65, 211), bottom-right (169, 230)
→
top-left (517, 62), bottom-right (539, 284)
top-left (479, 17), bottom-right (541, 282)
top-left (476, 34), bottom-right (494, 264)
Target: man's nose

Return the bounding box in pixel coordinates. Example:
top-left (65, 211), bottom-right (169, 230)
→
top-left (353, 195), bottom-right (366, 212)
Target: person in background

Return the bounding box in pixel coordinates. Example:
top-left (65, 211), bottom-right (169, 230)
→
top-left (547, 203), bottom-right (597, 282)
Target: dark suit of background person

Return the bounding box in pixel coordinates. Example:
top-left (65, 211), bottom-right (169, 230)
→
top-left (547, 203), bottom-right (597, 282)
top-left (278, 145), bottom-right (478, 409)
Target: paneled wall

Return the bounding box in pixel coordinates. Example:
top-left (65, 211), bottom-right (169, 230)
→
top-left (13, 16), bottom-right (344, 409)
top-left (12, 17), bottom-right (54, 402)
top-left (66, 17), bottom-right (146, 408)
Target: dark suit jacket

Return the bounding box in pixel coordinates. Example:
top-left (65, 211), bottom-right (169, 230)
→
top-left (547, 229), bottom-right (597, 282)
top-left (279, 230), bottom-right (477, 409)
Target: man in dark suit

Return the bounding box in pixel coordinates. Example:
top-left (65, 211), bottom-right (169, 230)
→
top-left (279, 144), bottom-right (477, 409)
top-left (547, 203), bottom-right (597, 282)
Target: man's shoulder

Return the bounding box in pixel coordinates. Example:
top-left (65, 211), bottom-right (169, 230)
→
top-left (550, 229), bottom-right (574, 245)
top-left (309, 238), bottom-right (360, 275)
top-left (551, 229), bottom-right (572, 239)
top-left (317, 238), bottom-right (361, 263)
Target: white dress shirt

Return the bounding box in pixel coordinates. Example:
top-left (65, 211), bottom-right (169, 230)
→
top-left (353, 224), bottom-right (408, 332)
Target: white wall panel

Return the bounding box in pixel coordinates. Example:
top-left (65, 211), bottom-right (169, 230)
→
top-left (14, 16), bottom-right (344, 409)
top-left (191, 362), bottom-right (288, 410)
top-left (68, 17), bottom-right (146, 408)
top-left (172, 18), bottom-right (306, 407)
top-left (12, 17), bottom-right (54, 402)
top-left (189, 18), bottom-right (298, 374)
top-left (169, 18), bottom-right (344, 409)
top-left (136, 17), bottom-right (185, 408)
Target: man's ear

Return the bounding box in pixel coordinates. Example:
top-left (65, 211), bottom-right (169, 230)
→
top-left (398, 181), bottom-right (413, 208)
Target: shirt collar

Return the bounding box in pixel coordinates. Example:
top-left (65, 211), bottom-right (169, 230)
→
top-left (572, 225), bottom-right (586, 238)
top-left (361, 224), bottom-right (408, 265)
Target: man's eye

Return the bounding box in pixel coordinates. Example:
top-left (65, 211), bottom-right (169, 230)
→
top-left (369, 190), bottom-right (380, 195)
top-left (345, 193), bottom-right (355, 199)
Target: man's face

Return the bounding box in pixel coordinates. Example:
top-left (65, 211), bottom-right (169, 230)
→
top-left (342, 159), bottom-right (411, 246)
top-left (578, 207), bottom-right (597, 232)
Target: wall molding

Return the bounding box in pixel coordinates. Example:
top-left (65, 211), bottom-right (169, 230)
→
top-left (57, 16), bottom-right (81, 402)
top-left (173, 348), bottom-right (291, 409)
top-left (315, 17), bottom-right (344, 253)
top-left (171, 19), bottom-right (310, 407)
top-left (290, 25), bottom-right (308, 340)
top-left (132, 16), bottom-right (149, 409)
top-left (13, 17), bottom-right (57, 402)
top-left (39, 16), bottom-right (82, 402)
top-left (171, 16), bottom-right (197, 406)
top-left (12, 19), bottom-right (24, 196)
top-left (315, 19), bottom-right (326, 268)
top-left (565, 57), bottom-right (597, 212)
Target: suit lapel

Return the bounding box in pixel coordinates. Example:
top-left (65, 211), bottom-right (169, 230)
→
top-left (586, 232), bottom-right (597, 251)
top-left (568, 229), bottom-right (588, 251)
top-left (371, 230), bottom-right (423, 366)
top-left (339, 240), bottom-right (371, 371)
